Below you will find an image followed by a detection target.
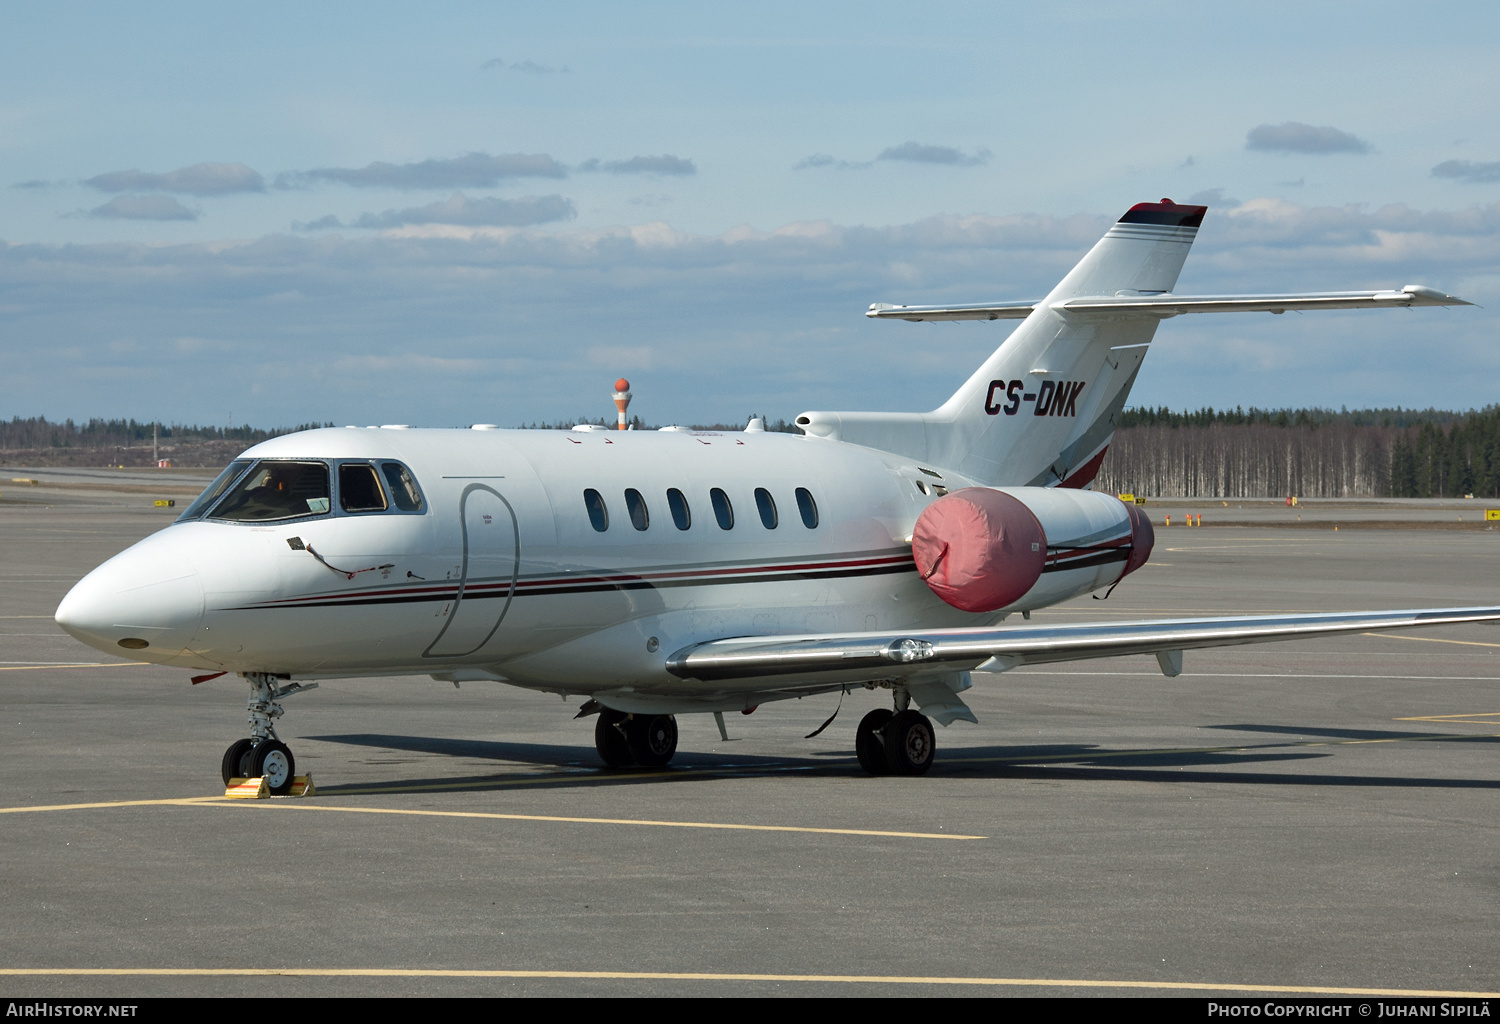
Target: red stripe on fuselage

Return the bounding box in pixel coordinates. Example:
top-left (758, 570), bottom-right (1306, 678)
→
top-left (243, 552), bottom-right (915, 609)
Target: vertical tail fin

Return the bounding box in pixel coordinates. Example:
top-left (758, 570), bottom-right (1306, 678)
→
top-left (797, 200), bottom-right (1206, 486)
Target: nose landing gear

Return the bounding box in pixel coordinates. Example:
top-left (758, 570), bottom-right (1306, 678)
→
top-left (218, 672), bottom-right (316, 794)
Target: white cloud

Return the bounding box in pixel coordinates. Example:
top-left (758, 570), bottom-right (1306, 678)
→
top-left (479, 57), bottom-right (569, 74)
top-left (577, 155), bottom-right (696, 176)
top-left (4, 199), bottom-right (1496, 426)
top-left (1245, 122), bottom-right (1370, 155)
top-left (85, 162), bottom-right (266, 195)
top-left (794, 154), bottom-right (871, 171)
top-left (1432, 160), bottom-right (1500, 184)
top-left (87, 194), bottom-right (198, 220)
top-left (300, 192), bottom-right (576, 230)
top-left (282, 152), bottom-right (567, 190)
top-left (1187, 188), bottom-right (1241, 208)
top-left (876, 142), bottom-right (991, 167)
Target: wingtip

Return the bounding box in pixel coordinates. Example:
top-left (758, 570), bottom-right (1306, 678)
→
top-left (1402, 284), bottom-right (1473, 306)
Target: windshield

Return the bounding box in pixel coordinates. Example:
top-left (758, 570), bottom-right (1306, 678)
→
top-left (176, 460), bottom-right (254, 522)
top-left (209, 461), bottom-right (331, 522)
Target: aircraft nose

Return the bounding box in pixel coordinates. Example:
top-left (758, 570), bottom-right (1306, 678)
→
top-left (56, 541), bottom-right (205, 659)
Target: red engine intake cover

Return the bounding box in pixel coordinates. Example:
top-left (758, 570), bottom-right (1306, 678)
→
top-left (912, 488), bottom-right (1047, 613)
top-left (1121, 500), bottom-right (1155, 577)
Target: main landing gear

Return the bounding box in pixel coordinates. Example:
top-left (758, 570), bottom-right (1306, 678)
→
top-left (855, 701), bottom-right (936, 776)
top-left (219, 672), bottom-right (317, 795)
top-left (594, 708), bottom-right (679, 768)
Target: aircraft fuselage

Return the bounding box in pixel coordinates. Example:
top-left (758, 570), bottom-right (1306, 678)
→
top-left (56, 425), bottom-right (1135, 708)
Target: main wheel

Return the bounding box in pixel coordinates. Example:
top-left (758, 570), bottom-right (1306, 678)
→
top-left (855, 708), bottom-right (894, 775)
top-left (883, 709), bottom-right (935, 776)
top-left (221, 738), bottom-right (255, 785)
top-left (625, 714), bottom-right (678, 768)
top-left (594, 709), bottom-right (633, 767)
top-left (250, 739), bottom-right (296, 795)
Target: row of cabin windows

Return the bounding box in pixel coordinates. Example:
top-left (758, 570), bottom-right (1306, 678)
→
top-left (584, 486), bottom-right (819, 533)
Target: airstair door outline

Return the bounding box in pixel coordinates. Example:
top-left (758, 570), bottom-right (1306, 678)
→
top-left (424, 483), bottom-right (520, 658)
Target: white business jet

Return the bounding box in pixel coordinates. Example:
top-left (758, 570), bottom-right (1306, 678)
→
top-left (55, 199), bottom-right (1496, 793)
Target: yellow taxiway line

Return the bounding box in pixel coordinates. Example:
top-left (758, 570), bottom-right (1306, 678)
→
top-left (1366, 632), bottom-right (1500, 649)
top-left (198, 800), bottom-right (986, 839)
top-left (0, 662), bottom-right (149, 671)
top-left (0, 794), bottom-right (981, 840)
top-left (0, 797), bottom-right (221, 815)
top-left (0, 967), bottom-right (1493, 996)
top-left (1396, 711), bottom-right (1500, 724)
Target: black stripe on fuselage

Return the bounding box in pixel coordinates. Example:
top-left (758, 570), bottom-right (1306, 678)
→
top-left (1042, 547), bottom-right (1131, 573)
top-left (227, 560), bottom-right (917, 610)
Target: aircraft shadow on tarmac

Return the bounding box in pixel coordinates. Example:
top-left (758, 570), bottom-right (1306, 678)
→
top-left (303, 727), bottom-right (1500, 796)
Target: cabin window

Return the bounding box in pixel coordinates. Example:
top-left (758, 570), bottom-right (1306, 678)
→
top-left (795, 487), bottom-right (819, 528)
top-left (710, 488), bottom-right (734, 530)
top-left (177, 459), bottom-right (253, 521)
top-left (210, 461), bottom-right (331, 522)
top-left (667, 488), bottom-right (691, 530)
top-left (381, 462), bottom-right (424, 512)
top-left (584, 488), bottom-right (609, 532)
top-left (754, 488), bottom-right (778, 529)
top-left (625, 488), bottom-right (650, 531)
top-left (339, 463), bottom-right (388, 513)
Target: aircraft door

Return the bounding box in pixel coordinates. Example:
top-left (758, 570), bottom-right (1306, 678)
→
top-left (424, 484), bottom-right (520, 658)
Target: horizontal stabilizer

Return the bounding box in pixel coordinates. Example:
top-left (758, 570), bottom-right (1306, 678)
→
top-left (867, 300), bottom-right (1037, 321)
top-left (666, 606), bottom-right (1500, 682)
top-left (867, 285), bottom-right (1470, 323)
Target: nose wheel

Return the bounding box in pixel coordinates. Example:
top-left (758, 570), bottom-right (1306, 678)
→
top-left (221, 738), bottom-right (255, 784)
top-left (220, 673), bottom-right (316, 794)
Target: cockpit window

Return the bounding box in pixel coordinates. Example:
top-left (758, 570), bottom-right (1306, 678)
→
top-left (339, 463), bottom-right (388, 513)
top-left (381, 462), bottom-right (424, 512)
top-left (209, 461), bottom-right (331, 522)
top-left (176, 459), bottom-right (254, 522)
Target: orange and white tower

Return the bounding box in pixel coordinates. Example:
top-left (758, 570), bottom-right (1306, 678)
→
top-left (612, 378), bottom-right (632, 430)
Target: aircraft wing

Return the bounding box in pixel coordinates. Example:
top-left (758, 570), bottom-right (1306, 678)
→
top-left (665, 606), bottom-right (1500, 682)
top-left (866, 285), bottom-right (1470, 323)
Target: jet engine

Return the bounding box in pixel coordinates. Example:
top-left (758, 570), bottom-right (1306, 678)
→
top-left (912, 487), bottom-right (1153, 613)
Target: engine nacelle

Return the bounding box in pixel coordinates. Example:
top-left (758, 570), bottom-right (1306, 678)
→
top-left (912, 487), bottom-right (1153, 613)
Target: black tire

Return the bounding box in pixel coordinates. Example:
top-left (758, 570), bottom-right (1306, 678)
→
top-left (221, 738), bottom-right (256, 785)
top-left (250, 739), bottom-right (296, 795)
top-left (883, 709), bottom-right (935, 776)
top-left (594, 709), bottom-right (633, 767)
top-left (625, 714), bottom-right (678, 768)
top-left (855, 708), bottom-right (894, 775)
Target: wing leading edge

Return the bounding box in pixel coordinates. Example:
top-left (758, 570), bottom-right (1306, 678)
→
top-left (666, 606), bottom-right (1500, 683)
top-left (866, 285), bottom-right (1470, 323)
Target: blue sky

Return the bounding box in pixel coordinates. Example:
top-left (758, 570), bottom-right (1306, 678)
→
top-left (3, 1), bottom-right (1498, 428)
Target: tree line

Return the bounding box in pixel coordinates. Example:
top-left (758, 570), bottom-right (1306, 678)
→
top-left (1097, 406), bottom-right (1500, 498)
top-left (6, 409), bottom-right (1495, 496)
top-left (0, 417), bottom-right (333, 450)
